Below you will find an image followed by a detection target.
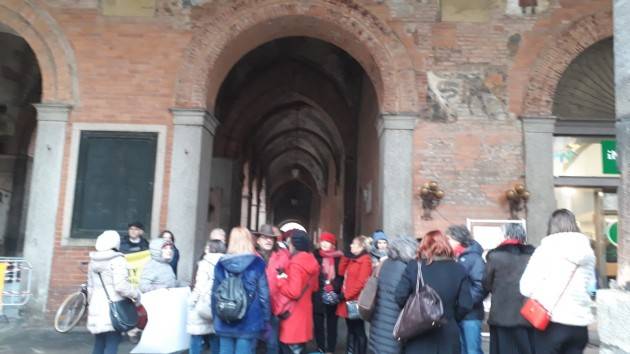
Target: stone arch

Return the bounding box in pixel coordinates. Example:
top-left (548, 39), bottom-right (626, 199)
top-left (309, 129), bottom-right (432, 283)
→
top-left (510, 9), bottom-right (612, 116)
top-left (175, 0), bottom-right (418, 114)
top-left (0, 1), bottom-right (79, 104)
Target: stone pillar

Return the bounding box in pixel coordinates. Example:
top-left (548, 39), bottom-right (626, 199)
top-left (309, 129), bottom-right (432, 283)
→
top-left (377, 114), bottom-right (416, 237)
top-left (521, 116), bottom-right (556, 246)
top-left (23, 103), bottom-right (71, 313)
top-left (167, 109), bottom-right (218, 283)
top-left (598, 3), bottom-right (630, 353)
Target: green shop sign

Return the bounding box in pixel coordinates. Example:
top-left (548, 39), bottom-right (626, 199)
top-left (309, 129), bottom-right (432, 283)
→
top-left (601, 140), bottom-right (619, 174)
top-left (608, 222), bottom-right (618, 247)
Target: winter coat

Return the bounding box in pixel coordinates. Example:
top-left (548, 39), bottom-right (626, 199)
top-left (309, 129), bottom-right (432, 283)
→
top-left (312, 250), bottom-right (343, 314)
top-left (456, 240), bottom-right (487, 321)
top-left (483, 242), bottom-right (535, 327)
top-left (368, 258), bottom-right (409, 354)
top-left (370, 249), bottom-right (388, 266)
top-left (394, 259), bottom-right (473, 354)
top-left (211, 254), bottom-right (271, 339)
top-left (187, 253), bottom-right (222, 335)
top-left (336, 252), bottom-right (372, 318)
top-left (277, 251), bottom-right (320, 344)
top-left (87, 250), bottom-right (140, 334)
top-left (265, 248), bottom-right (291, 316)
top-left (169, 245), bottom-right (180, 276)
top-left (520, 232), bottom-right (595, 326)
top-left (119, 235), bottom-right (149, 254)
top-left (139, 238), bottom-right (177, 293)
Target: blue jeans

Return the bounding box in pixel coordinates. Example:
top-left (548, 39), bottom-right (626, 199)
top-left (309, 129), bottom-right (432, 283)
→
top-left (266, 316), bottom-right (280, 354)
top-left (92, 331), bottom-right (121, 354)
top-left (219, 336), bottom-right (255, 354)
top-left (191, 334), bottom-right (220, 354)
top-left (459, 320), bottom-right (483, 354)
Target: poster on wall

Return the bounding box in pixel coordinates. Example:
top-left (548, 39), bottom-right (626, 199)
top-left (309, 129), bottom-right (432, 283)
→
top-left (466, 219), bottom-right (527, 255)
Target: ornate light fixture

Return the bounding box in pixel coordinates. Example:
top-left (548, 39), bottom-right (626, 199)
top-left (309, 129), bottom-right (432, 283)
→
top-left (506, 183), bottom-right (530, 219)
top-left (420, 181), bottom-right (445, 220)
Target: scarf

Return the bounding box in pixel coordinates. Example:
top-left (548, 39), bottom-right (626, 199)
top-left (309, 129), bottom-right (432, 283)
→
top-left (499, 239), bottom-right (523, 247)
top-left (319, 249), bottom-right (343, 281)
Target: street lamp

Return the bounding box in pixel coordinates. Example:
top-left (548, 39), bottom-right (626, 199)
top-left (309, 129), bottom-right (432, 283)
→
top-left (420, 181), bottom-right (445, 220)
top-left (506, 183), bottom-right (530, 219)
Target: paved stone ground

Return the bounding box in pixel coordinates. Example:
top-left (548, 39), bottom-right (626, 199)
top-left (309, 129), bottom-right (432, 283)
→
top-left (0, 319), bottom-right (599, 354)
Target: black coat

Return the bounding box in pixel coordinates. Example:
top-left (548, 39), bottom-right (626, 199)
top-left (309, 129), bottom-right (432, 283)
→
top-left (394, 259), bottom-right (473, 354)
top-left (312, 251), bottom-right (343, 314)
top-left (457, 240), bottom-right (487, 321)
top-left (483, 243), bottom-right (535, 327)
top-left (368, 259), bottom-right (409, 354)
top-left (119, 235), bottom-right (149, 254)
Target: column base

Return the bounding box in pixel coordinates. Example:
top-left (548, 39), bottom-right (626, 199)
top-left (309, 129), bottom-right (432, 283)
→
top-left (598, 289), bottom-right (630, 353)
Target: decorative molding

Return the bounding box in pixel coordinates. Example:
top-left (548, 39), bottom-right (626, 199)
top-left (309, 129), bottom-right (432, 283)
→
top-left (377, 114), bottom-right (418, 136)
top-left (170, 108), bottom-right (219, 135)
top-left (33, 103), bottom-right (72, 122)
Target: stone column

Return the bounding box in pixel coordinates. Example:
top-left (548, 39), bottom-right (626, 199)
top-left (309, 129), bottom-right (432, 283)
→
top-left (377, 114), bottom-right (417, 237)
top-left (23, 103), bottom-right (71, 313)
top-left (167, 109), bottom-right (218, 283)
top-left (521, 116), bottom-right (556, 246)
top-left (597, 4), bottom-right (630, 353)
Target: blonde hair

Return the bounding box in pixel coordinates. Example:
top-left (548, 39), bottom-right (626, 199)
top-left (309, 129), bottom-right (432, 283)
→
top-left (353, 235), bottom-right (371, 252)
top-left (226, 227), bottom-right (256, 254)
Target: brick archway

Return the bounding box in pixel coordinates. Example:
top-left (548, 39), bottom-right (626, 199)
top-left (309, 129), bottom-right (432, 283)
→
top-left (0, 1), bottom-right (79, 104)
top-left (509, 7), bottom-right (612, 116)
top-left (175, 0), bottom-right (418, 114)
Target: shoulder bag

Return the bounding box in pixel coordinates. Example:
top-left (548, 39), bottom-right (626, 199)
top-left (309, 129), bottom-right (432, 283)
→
top-left (393, 262), bottom-right (446, 342)
top-left (97, 272), bottom-right (139, 332)
top-left (357, 261), bottom-right (383, 321)
top-left (520, 263), bottom-right (579, 331)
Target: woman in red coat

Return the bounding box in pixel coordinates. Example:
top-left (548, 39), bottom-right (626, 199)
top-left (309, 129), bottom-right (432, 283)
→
top-left (277, 230), bottom-right (320, 354)
top-left (337, 235), bottom-right (372, 354)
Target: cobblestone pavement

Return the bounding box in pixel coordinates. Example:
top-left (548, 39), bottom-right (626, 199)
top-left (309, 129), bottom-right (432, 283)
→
top-left (0, 320), bottom-right (598, 354)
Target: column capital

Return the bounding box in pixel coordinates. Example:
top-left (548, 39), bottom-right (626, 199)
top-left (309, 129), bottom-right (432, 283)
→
top-left (33, 103), bottom-right (73, 122)
top-left (520, 115), bottom-right (557, 133)
top-left (377, 113), bottom-right (418, 136)
top-left (170, 108), bottom-right (219, 135)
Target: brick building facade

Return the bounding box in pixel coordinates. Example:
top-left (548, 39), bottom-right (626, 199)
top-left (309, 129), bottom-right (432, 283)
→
top-left (0, 0), bottom-right (618, 315)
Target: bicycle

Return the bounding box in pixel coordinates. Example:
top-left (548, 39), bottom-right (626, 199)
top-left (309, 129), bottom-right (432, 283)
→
top-left (54, 262), bottom-right (89, 333)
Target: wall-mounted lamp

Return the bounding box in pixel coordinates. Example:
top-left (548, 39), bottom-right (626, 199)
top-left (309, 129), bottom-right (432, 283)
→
top-left (506, 184), bottom-right (530, 219)
top-left (420, 181), bottom-right (444, 220)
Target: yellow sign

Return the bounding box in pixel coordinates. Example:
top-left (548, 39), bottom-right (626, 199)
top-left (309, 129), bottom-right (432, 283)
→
top-left (0, 263), bottom-right (7, 306)
top-left (125, 251), bottom-right (151, 288)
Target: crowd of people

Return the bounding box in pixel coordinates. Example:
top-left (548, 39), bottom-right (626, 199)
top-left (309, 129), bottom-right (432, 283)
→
top-left (86, 208), bottom-right (596, 354)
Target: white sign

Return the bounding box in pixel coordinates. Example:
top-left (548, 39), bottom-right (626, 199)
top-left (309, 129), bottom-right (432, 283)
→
top-left (466, 219), bottom-right (527, 253)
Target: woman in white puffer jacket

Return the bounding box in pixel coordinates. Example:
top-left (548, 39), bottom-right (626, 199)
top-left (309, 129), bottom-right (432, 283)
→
top-left (187, 239), bottom-right (226, 354)
top-left (87, 230), bottom-right (141, 354)
top-left (520, 209), bottom-right (596, 354)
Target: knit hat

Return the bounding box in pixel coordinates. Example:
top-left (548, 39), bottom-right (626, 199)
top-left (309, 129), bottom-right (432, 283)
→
top-left (128, 221), bottom-right (144, 230)
top-left (320, 232), bottom-right (337, 246)
top-left (95, 230), bottom-right (121, 251)
top-left (372, 230), bottom-right (388, 243)
top-left (290, 230), bottom-right (311, 252)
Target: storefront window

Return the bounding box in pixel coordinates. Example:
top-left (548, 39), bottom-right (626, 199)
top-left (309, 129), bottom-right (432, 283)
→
top-left (553, 137), bottom-right (619, 177)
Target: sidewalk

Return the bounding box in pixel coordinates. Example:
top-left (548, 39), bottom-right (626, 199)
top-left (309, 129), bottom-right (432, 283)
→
top-left (0, 318), bottom-right (599, 354)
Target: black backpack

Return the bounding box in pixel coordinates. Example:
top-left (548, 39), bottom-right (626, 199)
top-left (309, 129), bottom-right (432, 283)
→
top-left (214, 271), bottom-right (248, 323)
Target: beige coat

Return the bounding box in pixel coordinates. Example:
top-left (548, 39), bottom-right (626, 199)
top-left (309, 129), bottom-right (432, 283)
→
top-left (186, 253), bottom-right (222, 335)
top-left (87, 250), bottom-right (140, 334)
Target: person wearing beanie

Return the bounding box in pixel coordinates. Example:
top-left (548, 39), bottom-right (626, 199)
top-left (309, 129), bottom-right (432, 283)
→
top-left (119, 221), bottom-right (149, 254)
top-left (312, 232), bottom-right (344, 354)
top-left (371, 230), bottom-right (389, 265)
top-left (276, 230), bottom-right (320, 353)
top-left (87, 230), bottom-right (141, 354)
top-left (337, 235), bottom-right (372, 354)
top-left (446, 225), bottom-right (487, 354)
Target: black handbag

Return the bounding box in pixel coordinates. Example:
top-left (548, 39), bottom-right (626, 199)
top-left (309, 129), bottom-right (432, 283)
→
top-left (97, 272), bottom-right (138, 332)
top-left (393, 262), bottom-right (446, 342)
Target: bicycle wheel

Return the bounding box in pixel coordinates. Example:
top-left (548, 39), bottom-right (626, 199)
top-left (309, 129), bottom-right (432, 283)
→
top-left (54, 291), bottom-right (87, 333)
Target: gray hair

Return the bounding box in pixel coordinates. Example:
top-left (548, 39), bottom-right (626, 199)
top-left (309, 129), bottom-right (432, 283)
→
top-left (445, 225), bottom-right (473, 246)
top-left (206, 239), bottom-right (226, 254)
top-left (387, 235), bottom-right (418, 262)
top-left (547, 209), bottom-right (581, 235)
top-left (503, 223), bottom-right (527, 243)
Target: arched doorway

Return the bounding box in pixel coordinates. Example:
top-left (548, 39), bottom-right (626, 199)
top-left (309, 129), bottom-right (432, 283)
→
top-left (0, 28), bottom-right (41, 256)
top-left (210, 36), bottom-right (380, 246)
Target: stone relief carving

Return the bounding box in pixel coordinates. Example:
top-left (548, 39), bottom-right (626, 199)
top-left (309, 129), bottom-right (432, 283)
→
top-left (427, 71), bottom-right (508, 121)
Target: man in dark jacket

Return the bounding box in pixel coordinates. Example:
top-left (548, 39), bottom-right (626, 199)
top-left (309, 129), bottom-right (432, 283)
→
top-left (446, 225), bottom-right (486, 354)
top-left (119, 222), bottom-right (150, 254)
